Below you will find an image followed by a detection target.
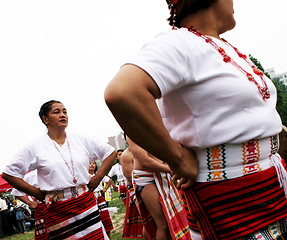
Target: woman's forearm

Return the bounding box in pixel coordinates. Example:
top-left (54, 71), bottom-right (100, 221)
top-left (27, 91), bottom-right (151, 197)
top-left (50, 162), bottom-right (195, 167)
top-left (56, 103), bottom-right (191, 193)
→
top-left (2, 173), bottom-right (44, 200)
top-left (89, 151), bottom-right (117, 190)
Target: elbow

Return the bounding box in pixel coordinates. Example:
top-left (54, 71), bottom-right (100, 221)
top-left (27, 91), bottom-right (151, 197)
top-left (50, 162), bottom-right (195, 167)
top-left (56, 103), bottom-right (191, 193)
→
top-left (2, 172), bottom-right (8, 181)
top-left (104, 83), bottom-right (123, 110)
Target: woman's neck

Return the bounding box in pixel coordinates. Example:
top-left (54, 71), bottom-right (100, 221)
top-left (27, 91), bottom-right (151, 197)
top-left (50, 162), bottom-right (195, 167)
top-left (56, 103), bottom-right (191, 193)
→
top-left (48, 130), bottom-right (66, 146)
top-left (180, 10), bottom-right (222, 40)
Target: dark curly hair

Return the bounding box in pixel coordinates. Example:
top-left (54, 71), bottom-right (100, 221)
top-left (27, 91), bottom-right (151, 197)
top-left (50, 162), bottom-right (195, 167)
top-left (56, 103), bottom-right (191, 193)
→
top-left (167, 0), bottom-right (217, 28)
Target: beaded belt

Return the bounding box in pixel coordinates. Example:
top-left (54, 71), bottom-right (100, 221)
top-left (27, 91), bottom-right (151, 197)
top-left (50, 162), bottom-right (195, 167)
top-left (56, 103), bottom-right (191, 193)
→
top-left (193, 135), bottom-right (281, 182)
top-left (45, 185), bottom-right (89, 207)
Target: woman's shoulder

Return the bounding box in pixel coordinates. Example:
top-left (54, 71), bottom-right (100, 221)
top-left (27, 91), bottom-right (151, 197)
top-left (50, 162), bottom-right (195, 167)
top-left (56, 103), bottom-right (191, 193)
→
top-left (67, 131), bottom-right (96, 140)
top-left (66, 132), bottom-right (93, 144)
top-left (138, 28), bottom-right (206, 62)
top-left (67, 132), bottom-right (113, 150)
top-left (18, 134), bottom-right (50, 152)
top-left (150, 28), bottom-right (202, 47)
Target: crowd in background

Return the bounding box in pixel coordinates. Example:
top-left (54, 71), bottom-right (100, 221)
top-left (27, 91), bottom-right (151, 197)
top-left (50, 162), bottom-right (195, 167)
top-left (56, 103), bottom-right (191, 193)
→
top-left (0, 195), bottom-right (35, 238)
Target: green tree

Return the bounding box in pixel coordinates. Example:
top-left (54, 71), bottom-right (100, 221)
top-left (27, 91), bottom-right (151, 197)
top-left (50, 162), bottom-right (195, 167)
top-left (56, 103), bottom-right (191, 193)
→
top-left (271, 78), bottom-right (287, 125)
top-left (249, 54), bottom-right (287, 125)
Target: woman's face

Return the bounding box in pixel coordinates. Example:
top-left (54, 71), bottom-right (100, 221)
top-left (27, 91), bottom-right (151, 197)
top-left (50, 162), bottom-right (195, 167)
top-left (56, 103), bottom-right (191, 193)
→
top-left (43, 102), bottom-right (68, 129)
top-left (89, 161), bottom-right (96, 172)
top-left (213, 0), bottom-right (236, 34)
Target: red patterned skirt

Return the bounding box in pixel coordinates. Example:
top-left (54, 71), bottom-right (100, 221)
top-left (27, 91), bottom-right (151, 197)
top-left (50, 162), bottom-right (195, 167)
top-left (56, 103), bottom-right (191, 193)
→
top-left (182, 166), bottom-right (287, 240)
top-left (96, 195), bottom-right (113, 232)
top-left (119, 182), bottom-right (128, 207)
top-left (34, 203), bottom-right (48, 240)
top-left (133, 170), bottom-right (191, 240)
top-left (43, 190), bottom-right (107, 240)
top-left (122, 187), bottom-right (144, 239)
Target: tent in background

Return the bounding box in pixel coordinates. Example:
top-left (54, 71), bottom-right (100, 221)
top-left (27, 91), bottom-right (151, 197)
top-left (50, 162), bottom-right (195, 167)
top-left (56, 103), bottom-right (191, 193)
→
top-left (0, 174), bottom-right (12, 193)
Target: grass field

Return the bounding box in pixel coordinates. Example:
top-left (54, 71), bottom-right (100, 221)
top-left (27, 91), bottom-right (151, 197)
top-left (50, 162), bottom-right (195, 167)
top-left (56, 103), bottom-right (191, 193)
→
top-left (2, 191), bottom-right (131, 240)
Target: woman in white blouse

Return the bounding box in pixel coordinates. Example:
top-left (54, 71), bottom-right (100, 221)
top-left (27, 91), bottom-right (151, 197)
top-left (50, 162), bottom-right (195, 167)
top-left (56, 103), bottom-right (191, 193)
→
top-left (105, 0), bottom-right (287, 239)
top-left (3, 100), bottom-right (116, 240)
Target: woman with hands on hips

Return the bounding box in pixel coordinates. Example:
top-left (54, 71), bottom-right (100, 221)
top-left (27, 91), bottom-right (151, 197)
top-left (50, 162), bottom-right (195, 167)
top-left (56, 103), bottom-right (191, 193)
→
top-left (105, 0), bottom-right (287, 239)
top-left (3, 100), bottom-right (116, 240)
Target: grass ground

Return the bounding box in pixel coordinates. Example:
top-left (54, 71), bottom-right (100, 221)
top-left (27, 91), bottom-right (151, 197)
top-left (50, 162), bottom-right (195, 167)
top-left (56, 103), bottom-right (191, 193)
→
top-left (2, 191), bottom-right (132, 240)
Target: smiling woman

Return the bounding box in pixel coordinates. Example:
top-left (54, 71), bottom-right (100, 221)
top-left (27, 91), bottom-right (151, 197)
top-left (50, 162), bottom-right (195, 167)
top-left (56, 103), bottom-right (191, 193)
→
top-left (2, 100), bottom-right (117, 240)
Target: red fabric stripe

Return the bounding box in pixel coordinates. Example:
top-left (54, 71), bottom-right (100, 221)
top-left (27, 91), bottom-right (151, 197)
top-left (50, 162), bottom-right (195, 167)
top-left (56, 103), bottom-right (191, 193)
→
top-left (221, 210), bottom-right (286, 238)
top-left (214, 191), bottom-right (286, 226)
top-left (181, 192), bottom-right (200, 232)
top-left (34, 203), bottom-right (48, 240)
top-left (120, 184), bottom-right (128, 207)
top-left (97, 196), bottom-right (113, 232)
top-left (122, 189), bottom-right (144, 239)
top-left (196, 174), bottom-right (277, 204)
top-left (183, 167), bottom-right (287, 240)
top-left (136, 198), bottom-right (157, 240)
top-left (77, 228), bottom-right (104, 240)
top-left (210, 186), bottom-right (282, 218)
top-left (44, 190), bottom-right (97, 227)
top-left (159, 195), bottom-right (191, 240)
top-left (182, 190), bottom-right (219, 240)
top-left (156, 174), bottom-right (191, 240)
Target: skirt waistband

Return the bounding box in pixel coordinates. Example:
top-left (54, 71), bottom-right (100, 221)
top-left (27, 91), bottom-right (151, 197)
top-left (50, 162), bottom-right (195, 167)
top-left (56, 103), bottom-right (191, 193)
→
top-left (194, 135), bottom-right (280, 182)
top-left (45, 185), bottom-right (89, 207)
top-left (132, 170), bottom-right (155, 187)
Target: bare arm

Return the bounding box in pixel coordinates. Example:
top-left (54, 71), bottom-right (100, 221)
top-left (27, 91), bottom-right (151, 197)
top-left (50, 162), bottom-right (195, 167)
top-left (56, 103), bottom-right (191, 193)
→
top-left (127, 137), bottom-right (171, 173)
top-left (107, 178), bottom-right (118, 192)
top-left (16, 196), bottom-right (38, 210)
top-left (102, 178), bottom-right (111, 193)
top-left (2, 173), bottom-right (45, 201)
top-left (88, 151), bottom-right (117, 190)
top-left (121, 148), bottom-right (134, 183)
top-left (105, 65), bottom-right (198, 183)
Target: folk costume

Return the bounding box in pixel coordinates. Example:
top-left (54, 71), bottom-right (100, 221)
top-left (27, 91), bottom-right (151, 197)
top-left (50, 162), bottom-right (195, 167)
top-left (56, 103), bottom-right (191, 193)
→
top-left (128, 27), bottom-right (287, 239)
top-left (132, 170), bottom-right (191, 240)
top-left (11, 170), bottom-right (48, 240)
top-left (108, 163), bottom-right (128, 206)
top-left (4, 132), bottom-right (115, 240)
top-left (122, 186), bottom-right (144, 239)
top-left (91, 174), bottom-right (114, 234)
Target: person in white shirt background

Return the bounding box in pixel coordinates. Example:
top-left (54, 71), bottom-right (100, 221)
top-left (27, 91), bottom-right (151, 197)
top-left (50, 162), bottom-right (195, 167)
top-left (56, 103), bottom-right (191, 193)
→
top-left (0, 196), bottom-right (8, 237)
top-left (89, 160), bottom-right (114, 239)
top-left (108, 149), bottom-right (129, 206)
top-left (2, 100), bottom-right (116, 240)
top-left (10, 170), bottom-right (48, 239)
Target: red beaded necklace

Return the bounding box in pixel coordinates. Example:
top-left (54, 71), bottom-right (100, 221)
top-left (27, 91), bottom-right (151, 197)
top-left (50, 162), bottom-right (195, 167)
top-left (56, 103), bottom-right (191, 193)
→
top-left (50, 136), bottom-right (78, 184)
top-left (183, 26), bottom-right (270, 101)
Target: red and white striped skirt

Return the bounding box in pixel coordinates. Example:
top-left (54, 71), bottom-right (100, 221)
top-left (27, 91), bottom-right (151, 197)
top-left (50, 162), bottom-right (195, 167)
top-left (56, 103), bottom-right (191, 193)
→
top-left (95, 194), bottom-right (113, 232)
top-left (43, 189), bottom-right (108, 240)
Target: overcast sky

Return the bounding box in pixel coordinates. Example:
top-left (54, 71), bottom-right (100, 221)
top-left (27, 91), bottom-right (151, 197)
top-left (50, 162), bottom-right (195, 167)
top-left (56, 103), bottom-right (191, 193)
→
top-left (1, 0), bottom-right (287, 172)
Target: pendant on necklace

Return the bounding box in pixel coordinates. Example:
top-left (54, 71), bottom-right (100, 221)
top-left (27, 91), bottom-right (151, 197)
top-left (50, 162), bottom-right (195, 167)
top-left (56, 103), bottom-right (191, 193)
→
top-left (73, 178), bottom-right (77, 184)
